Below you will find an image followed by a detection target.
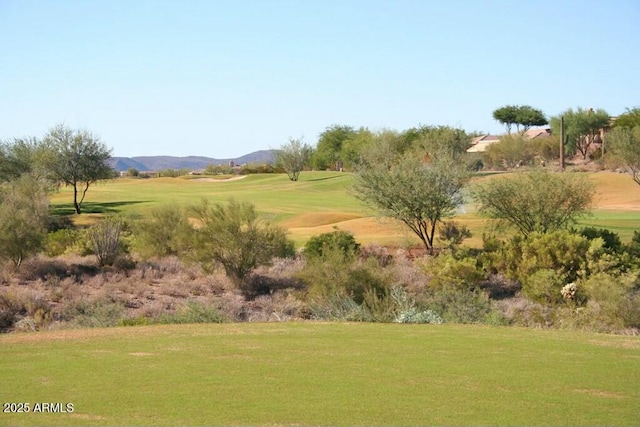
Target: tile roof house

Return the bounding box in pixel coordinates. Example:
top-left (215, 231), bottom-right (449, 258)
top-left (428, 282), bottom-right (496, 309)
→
top-left (467, 127), bottom-right (551, 153)
top-left (466, 135), bottom-right (501, 152)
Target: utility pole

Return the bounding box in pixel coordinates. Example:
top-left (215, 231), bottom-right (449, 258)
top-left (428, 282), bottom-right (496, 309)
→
top-left (560, 115), bottom-right (565, 170)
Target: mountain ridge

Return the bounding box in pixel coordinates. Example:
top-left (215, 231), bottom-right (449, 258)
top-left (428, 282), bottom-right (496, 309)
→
top-left (109, 150), bottom-right (277, 172)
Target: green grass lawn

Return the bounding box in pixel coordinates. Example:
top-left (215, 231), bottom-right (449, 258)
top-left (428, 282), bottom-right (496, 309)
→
top-left (49, 171), bottom-right (639, 246)
top-left (1, 323), bottom-right (638, 426)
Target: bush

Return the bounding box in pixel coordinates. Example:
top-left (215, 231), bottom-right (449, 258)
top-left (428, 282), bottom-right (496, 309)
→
top-left (132, 205), bottom-right (193, 259)
top-left (579, 227), bottom-right (622, 253)
top-left (521, 268), bottom-right (567, 305)
top-left (299, 246), bottom-right (392, 306)
top-left (482, 134), bottom-right (535, 170)
top-left (156, 301), bottom-right (224, 324)
top-left (499, 231), bottom-right (591, 285)
top-left (87, 217), bottom-right (125, 267)
top-left (62, 298), bottom-right (125, 328)
top-left (0, 174), bottom-right (49, 266)
top-left (190, 199), bottom-right (295, 284)
top-left (304, 228), bottom-right (360, 260)
top-left (423, 287), bottom-right (496, 324)
top-left (421, 252), bottom-right (485, 290)
top-left (437, 221), bottom-right (472, 250)
top-left (45, 229), bottom-right (80, 257)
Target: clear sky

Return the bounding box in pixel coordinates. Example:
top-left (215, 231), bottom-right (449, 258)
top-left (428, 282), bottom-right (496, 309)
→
top-left (1, 0), bottom-right (639, 158)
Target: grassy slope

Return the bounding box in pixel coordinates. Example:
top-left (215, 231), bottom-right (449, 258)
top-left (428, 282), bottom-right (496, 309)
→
top-left (49, 171), bottom-right (640, 246)
top-left (1, 323), bottom-right (639, 426)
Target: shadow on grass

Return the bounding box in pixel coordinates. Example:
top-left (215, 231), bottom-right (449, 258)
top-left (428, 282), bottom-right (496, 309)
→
top-left (306, 174), bottom-right (346, 182)
top-left (50, 200), bottom-right (149, 216)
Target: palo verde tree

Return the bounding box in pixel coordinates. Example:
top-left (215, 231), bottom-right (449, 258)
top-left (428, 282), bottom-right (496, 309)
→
top-left (353, 144), bottom-right (470, 252)
top-left (515, 105), bottom-right (548, 133)
top-left (493, 105), bottom-right (519, 134)
top-left (472, 169), bottom-right (594, 237)
top-left (550, 108), bottom-right (610, 159)
top-left (275, 137), bottom-right (312, 181)
top-left (0, 174), bottom-right (50, 267)
top-left (612, 107), bottom-right (640, 129)
top-left (189, 198), bottom-right (295, 284)
top-left (493, 105), bottom-right (547, 134)
top-left (606, 125), bottom-right (640, 186)
top-left (41, 124), bottom-right (113, 214)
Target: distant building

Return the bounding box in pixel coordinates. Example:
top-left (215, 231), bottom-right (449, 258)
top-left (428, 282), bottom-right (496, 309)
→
top-left (467, 128), bottom-right (551, 153)
top-left (466, 135), bottom-right (501, 153)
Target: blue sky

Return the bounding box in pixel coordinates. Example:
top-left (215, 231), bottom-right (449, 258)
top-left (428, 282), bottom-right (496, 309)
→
top-left (1, 0), bottom-right (639, 158)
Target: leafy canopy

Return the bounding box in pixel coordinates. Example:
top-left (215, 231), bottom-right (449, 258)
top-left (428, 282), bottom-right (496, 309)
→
top-left (606, 125), bottom-right (640, 186)
top-left (353, 146), bottom-right (470, 251)
top-left (41, 124), bottom-right (113, 214)
top-left (275, 138), bottom-right (312, 181)
top-left (473, 169), bottom-right (594, 237)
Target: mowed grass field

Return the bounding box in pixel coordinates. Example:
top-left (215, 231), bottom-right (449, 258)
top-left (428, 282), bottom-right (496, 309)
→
top-left (49, 170), bottom-right (640, 246)
top-left (1, 323), bottom-right (639, 426)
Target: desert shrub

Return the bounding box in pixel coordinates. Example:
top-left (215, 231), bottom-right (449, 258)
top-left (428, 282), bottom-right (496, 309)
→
top-left (531, 134), bottom-right (561, 163)
top-left (521, 268), bottom-right (567, 305)
top-left (157, 300), bottom-right (224, 324)
top-left (437, 221), bottom-right (472, 250)
top-left (87, 216), bottom-right (126, 267)
top-left (62, 298), bottom-right (126, 328)
top-left (190, 199), bottom-right (295, 284)
top-left (421, 252), bottom-right (485, 290)
top-left (0, 174), bottom-right (49, 266)
top-left (239, 273), bottom-right (305, 300)
top-left (359, 244), bottom-right (393, 267)
top-left (624, 231), bottom-right (640, 260)
top-left (132, 205), bottom-right (193, 259)
top-left (580, 272), bottom-right (640, 329)
top-left (299, 246), bottom-right (392, 307)
top-left (423, 287), bottom-right (496, 324)
top-left (392, 287), bottom-right (443, 324)
top-left (304, 228), bottom-right (360, 260)
top-left (499, 231), bottom-right (591, 285)
top-left (45, 229), bottom-right (80, 257)
top-left (0, 290), bottom-right (54, 332)
top-left (579, 227), bottom-right (622, 253)
top-left (308, 293), bottom-right (373, 321)
top-left (482, 134), bottom-right (535, 170)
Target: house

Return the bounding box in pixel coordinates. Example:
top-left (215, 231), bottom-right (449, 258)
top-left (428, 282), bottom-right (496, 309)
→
top-left (467, 128), bottom-right (552, 153)
top-left (466, 135), bottom-right (501, 153)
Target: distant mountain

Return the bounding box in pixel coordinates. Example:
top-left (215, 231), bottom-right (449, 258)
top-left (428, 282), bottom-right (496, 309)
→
top-left (109, 150), bottom-right (277, 172)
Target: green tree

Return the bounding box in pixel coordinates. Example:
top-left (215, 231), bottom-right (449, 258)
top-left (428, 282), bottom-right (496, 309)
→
top-left (275, 138), bottom-right (312, 181)
top-left (353, 147), bottom-right (469, 252)
top-left (493, 105), bottom-right (548, 134)
top-left (0, 137), bottom-right (46, 182)
top-left (189, 199), bottom-right (294, 284)
top-left (515, 105), bottom-right (548, 133)
top-left (606, 125), bottom-right (640, 186)
top-left (406, 125), bottom-right (471, 160)
top-left (0, 174), bottom-right (50, 266)
top-left (550, 108), bottom-right (610, 159)
top-left (473, 169), bottom-right (594, 237)
top-left (312, 124), bottom-right (356, 170)
top-left (41, 124), bottom-right (113, 214)
top-left (493, 105), bottom-right (519, 134)
top-left (612, 107), bottom-right (640, 129)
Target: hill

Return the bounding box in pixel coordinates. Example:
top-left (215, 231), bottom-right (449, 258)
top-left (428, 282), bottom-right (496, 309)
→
top-left (110, 150), bottom-right (277, 172)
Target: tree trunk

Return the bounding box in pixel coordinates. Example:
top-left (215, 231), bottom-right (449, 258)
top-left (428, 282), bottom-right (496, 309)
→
top-left (73, 184), bottom-right (81, 214)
